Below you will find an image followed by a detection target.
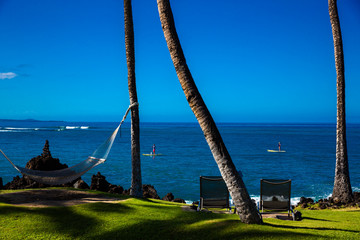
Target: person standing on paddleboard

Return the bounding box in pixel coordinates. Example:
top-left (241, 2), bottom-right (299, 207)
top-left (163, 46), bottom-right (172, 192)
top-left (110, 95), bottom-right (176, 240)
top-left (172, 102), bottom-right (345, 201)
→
top-left (152, 144), bottom-right (156, 155)
top-left (278, 142), bottom-right (281, 151)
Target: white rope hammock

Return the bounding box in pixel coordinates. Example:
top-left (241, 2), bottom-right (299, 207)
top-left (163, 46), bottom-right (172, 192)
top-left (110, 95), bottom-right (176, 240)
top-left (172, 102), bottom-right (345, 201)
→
top-left (0, 102), bottom-right (138, 185)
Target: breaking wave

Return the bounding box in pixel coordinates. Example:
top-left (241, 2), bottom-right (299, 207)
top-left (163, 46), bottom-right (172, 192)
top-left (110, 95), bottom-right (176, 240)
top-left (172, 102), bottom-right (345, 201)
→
top-left (0, 126), bottom-right (90, 132)
top-left (65, 126), bottom-right (89, 130)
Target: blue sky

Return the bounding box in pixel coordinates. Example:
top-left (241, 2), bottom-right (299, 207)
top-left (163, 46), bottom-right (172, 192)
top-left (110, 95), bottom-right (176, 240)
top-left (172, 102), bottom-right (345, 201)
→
top-left (0, 0), bottom-right (359, 123)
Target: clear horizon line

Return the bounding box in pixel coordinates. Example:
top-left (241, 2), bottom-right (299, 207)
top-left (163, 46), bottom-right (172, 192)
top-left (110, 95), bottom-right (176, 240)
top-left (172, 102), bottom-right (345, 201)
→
top-left (2, 118), bottom-right (360, 125)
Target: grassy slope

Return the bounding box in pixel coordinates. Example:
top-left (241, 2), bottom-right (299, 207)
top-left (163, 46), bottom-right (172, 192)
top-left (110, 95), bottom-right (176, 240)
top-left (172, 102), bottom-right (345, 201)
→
top-left (0, 191), bottom-right (359, 239)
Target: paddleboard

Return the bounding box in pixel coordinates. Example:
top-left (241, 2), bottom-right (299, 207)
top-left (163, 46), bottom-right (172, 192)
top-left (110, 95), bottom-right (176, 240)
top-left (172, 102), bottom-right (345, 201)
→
top-left (142, 153), bottom-right (163, 156)
top-left (267, 149), bottom-right (286, 153)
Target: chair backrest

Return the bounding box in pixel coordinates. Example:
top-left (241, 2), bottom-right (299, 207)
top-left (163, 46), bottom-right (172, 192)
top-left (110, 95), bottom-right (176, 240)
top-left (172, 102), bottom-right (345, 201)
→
top-left (200, 176), bottom-right (229, 209)
top-left (260, 179), bottom-right (291, 211)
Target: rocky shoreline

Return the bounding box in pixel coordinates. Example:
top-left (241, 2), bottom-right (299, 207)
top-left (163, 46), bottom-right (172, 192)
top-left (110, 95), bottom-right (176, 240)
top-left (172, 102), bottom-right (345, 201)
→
top-left (0, 141), bottom-right (185, 203)
top-left (296, 194), bottom-right (360, 210)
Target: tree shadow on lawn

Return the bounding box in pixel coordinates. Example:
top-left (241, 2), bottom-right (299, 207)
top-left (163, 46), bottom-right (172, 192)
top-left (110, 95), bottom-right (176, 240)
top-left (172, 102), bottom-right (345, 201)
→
top-left (264, 222), bottom-right (360, 234)
top-left (77, 201), bottom-right (133, 213)
top-left (0, 202), bottom-right (133, 239)
top-left (341, 209), bottom-right (360, 212)
top-left (80, 200), bottom-right (324, 240)
top-left (140, 197), bottom-right (187, 206)
top-left (301, 216), bottom-right (336, 222)
top-left (3, 198), bottom-right (349, 239)
top-left (88, 215), bottom-right (322, 240)
top-left (136, 198), bottom-right (190, 209)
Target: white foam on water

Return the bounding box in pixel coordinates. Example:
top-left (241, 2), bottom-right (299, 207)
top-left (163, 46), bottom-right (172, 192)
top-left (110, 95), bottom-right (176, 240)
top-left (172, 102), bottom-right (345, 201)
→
top-left (5, 127), bottom-right (33, 130)
top-left (1, 127), bottom-right (51, 132)
top-left (0, 129), bottom-right (13, 132)
top-left (65, 126), bottom-right (79, 129)
top-left (291, 197), bottom-right (302, 205)
top-left (2, 127), bottom-right (36, 132)
top-left (64, 126), bottom-right (89, 130)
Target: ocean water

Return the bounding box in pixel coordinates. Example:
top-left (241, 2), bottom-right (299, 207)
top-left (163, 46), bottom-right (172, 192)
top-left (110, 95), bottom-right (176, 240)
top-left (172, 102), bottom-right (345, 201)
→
top-left (0, 120), bottom-right (359, 204)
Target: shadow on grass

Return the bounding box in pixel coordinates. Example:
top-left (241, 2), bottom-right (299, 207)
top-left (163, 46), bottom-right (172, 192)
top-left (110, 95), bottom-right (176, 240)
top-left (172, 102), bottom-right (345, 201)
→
top-left (74, 200), bottom-right (325, 239)
top-left (341, 209), bottom-right (360, 212)
top-left (77, 201), bottom-right (134, 214)
top-left (264, 222), bottom-right (360, 233)
top-left (87, 215), bottom-right (321, 240)
top-left (139, 197), bottom-right (185, 206)
top-left (0, 202), bottom-right (133, 239)
top-left (302, 216), bottom-right (336, 222)
top-left (1, 198), bottom-right (351, 239)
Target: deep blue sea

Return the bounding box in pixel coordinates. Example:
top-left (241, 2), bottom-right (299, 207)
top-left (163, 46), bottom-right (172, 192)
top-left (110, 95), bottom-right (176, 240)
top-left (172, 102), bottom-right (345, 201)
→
top-left (1, 120), bottom-right (359, 204)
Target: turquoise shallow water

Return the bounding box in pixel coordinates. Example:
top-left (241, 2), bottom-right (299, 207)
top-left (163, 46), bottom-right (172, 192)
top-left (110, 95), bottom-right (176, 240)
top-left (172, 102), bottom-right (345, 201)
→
top-left (1, 120), bottom-right (359, 203)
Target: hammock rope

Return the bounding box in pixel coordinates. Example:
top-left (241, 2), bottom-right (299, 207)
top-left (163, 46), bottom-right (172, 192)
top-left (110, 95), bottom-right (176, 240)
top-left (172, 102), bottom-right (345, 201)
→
top-left (0, 102), bottom-right (138, 185)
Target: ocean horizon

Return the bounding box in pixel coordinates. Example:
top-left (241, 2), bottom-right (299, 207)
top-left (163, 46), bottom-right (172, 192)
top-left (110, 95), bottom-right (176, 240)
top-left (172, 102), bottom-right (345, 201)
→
top-left (1, 119), bottom-right (359, 204)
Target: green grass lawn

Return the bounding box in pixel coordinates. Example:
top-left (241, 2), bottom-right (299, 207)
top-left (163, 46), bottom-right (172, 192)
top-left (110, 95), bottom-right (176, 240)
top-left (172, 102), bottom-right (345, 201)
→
top-left (0, 190), bottom-right (359, 239)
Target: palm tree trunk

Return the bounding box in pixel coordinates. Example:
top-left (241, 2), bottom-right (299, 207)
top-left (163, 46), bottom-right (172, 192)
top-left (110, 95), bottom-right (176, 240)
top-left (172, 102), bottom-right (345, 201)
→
top-left (329, 0), bottom-right (353, 203)
top-left (124, 0), bottom-right (142, 198)
top-left (157, 0), bottom-right (262, 224)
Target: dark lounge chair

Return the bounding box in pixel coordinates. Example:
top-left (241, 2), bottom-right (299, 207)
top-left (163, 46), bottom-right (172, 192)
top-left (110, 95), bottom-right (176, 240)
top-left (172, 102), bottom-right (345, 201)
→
top-left (260, 179), bottom-right (295, 220)
top-left (199, 176), bottom-right (232, 212)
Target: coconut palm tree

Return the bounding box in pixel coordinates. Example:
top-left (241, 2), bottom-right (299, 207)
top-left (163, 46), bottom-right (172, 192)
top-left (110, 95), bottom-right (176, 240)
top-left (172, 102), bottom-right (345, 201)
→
top-left (124, 0), bottom-right (142, 197)
top-left (156, 0), bottom-right (262, 224)
top-left (328, 0), bottom-right (353, 203)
